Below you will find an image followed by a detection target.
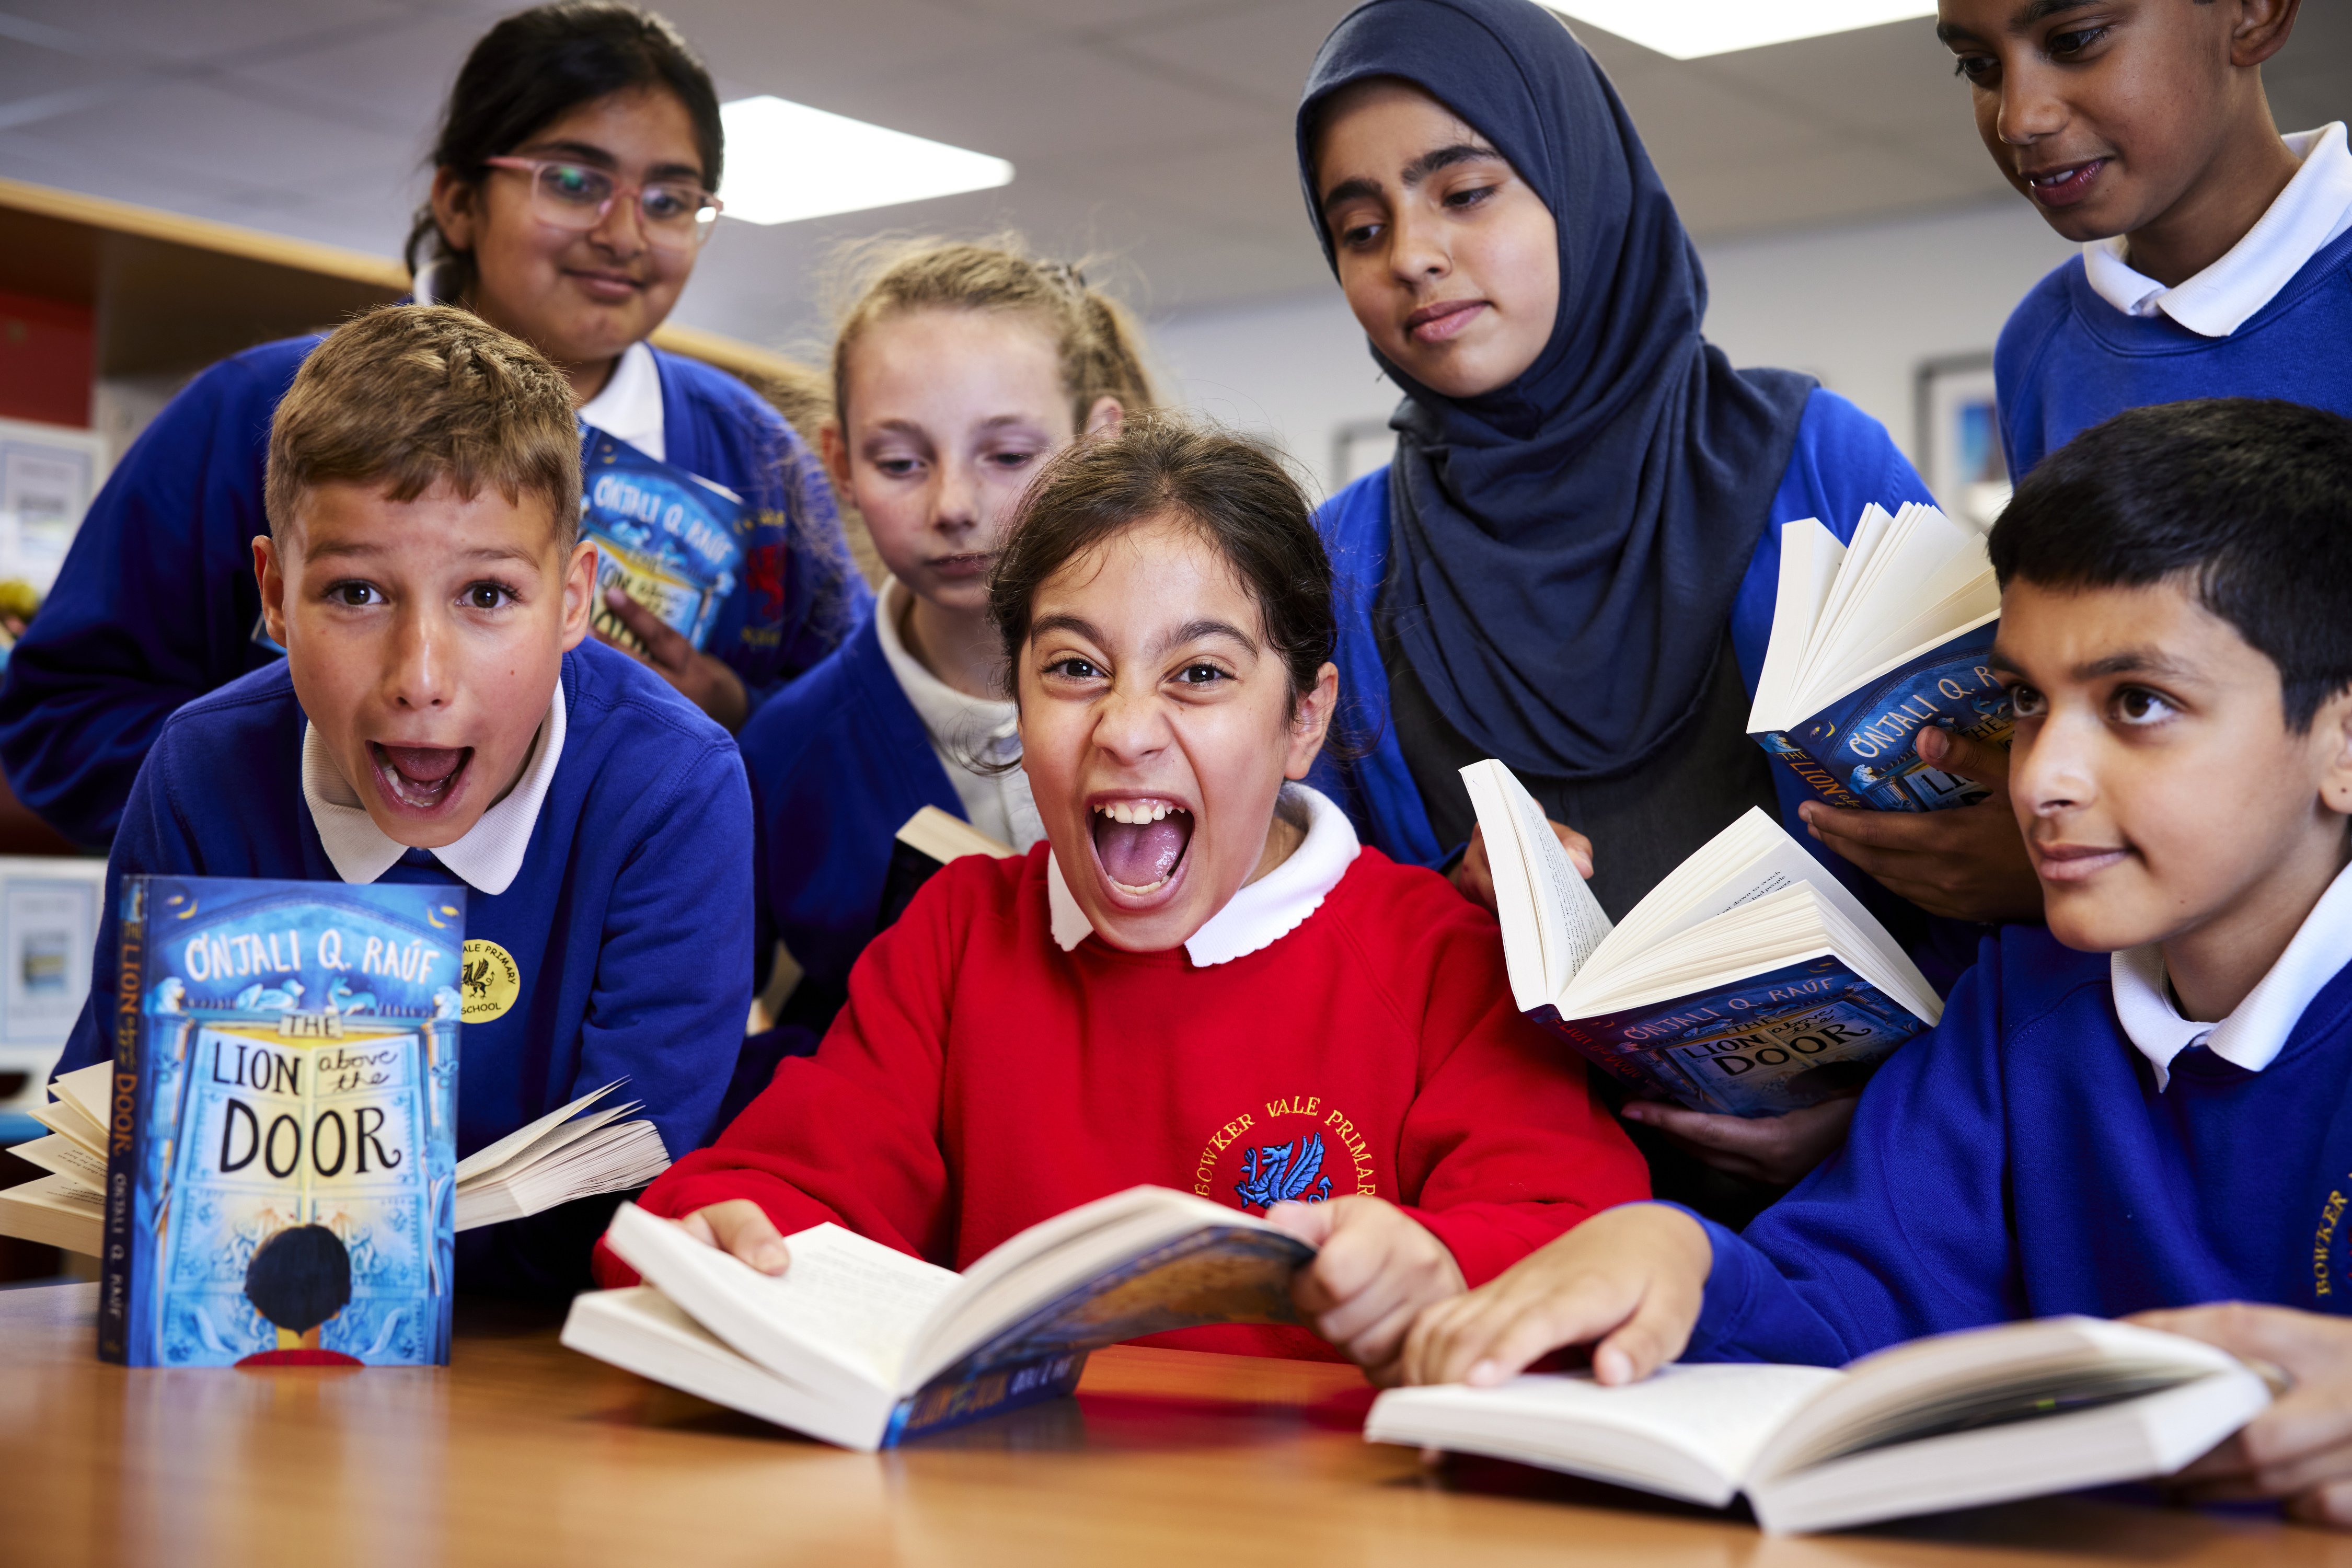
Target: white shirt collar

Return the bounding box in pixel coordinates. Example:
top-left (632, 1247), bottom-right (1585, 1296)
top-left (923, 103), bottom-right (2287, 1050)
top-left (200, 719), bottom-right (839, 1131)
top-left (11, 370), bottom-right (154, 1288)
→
top-left (2082, 123), bottom-right (2352, 338)
top-left (1045, 783), bottom-right (1360, 966)
top-left (299, 690), bottom-right (567, 896)
top-left (2112, 858), bottom-right (2352, 1091)
top-left (872, 578), bottom-right (1043, 851)
top-left (578, 340), bottom-right (666, 461)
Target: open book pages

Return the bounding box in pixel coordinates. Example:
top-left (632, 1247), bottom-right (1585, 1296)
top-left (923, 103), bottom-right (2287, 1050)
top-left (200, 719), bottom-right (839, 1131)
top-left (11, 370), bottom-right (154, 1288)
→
top-left (0, 1067), bottom-right (665, 1255)
top-left (1748, 506), bottom-right (2010, 814)
top-left (567, 1185), bottom-right (1316, 1449)
top-left (1462, 763), bottom-right (1941, 1114)
top-left (1366, 1317), bottom-right (2271, 1535)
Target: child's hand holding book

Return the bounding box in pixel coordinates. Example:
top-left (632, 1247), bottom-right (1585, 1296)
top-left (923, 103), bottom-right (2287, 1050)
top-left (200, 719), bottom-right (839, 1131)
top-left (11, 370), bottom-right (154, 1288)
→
top-left (1265, 1196), bottom-right (1466, 1385)
top-left (1797, 726), bottom-right (2043, 925)
top-left (2129, 1303), bottom-right (2352, 1526)
top-left (681, 1199), bottom-right (793, 1276)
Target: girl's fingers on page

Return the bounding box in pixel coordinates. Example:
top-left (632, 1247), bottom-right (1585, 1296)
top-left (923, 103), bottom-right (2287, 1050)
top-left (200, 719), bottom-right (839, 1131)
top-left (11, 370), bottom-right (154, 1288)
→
top-left (1593, 1280), bottom-right (1699, 1386)
top-left (1340, 1299), bottom-right (1425, 1379)
top-left (691, 1200), bottom-right (792, 1275)
top-left (1546, 819), bottom-right (1596, 879)
top-left (2288, 1479), bottom-right (2352, 1528)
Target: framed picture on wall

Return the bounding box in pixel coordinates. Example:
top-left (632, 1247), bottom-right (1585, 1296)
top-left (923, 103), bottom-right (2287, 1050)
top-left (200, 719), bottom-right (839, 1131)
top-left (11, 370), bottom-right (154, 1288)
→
top-left (1914, 354), bottom-right (2011, 531)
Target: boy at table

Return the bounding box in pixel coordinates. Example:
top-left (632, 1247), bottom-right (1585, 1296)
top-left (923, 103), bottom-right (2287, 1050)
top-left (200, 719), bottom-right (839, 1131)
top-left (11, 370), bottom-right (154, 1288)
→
top-left (52, 304), bottom-right (754, 1297)
top-left (1402, 399), bottom-right (2352, 1525)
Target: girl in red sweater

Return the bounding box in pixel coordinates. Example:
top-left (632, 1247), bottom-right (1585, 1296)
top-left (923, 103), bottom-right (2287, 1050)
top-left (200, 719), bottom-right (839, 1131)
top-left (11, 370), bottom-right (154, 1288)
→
top-left (610, 420), bottom-right (1647, 1380)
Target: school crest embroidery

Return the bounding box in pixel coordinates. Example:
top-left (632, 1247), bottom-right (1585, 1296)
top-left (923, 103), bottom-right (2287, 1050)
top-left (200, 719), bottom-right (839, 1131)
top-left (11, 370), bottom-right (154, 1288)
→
top-left (1235, 1134), bottom-right (1332, 1209)
top-left (1194, 1094), bottom-right (1380, 1213)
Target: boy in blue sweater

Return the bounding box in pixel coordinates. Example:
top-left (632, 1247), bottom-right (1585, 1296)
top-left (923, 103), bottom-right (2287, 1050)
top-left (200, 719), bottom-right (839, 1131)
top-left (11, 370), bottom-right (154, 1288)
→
top-left (1403, 399), bottom-right (2352, 1525)
top-left (53, 305), bottom-right (754, 1298)
top-left (1933, 0), bottom-right (2345, 476)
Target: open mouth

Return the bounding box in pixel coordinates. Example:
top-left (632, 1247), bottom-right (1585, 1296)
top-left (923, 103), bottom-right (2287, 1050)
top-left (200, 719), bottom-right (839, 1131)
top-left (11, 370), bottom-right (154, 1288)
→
top-left (371, 742), bottom-right (472, 816)
top-left (1090, 799), bottom-right (1194, 897)
top-left (2021, 158), bottom-right (2106, 209)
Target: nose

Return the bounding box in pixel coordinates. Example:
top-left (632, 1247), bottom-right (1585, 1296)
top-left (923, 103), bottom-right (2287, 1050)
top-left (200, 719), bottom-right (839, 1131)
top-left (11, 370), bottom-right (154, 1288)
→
top-left (1387, 203), bottom-right (1450, 286)
top-left (384, 602), bottom-right (454, 713)
top-left (1997, 59), bottom-right (2067, 147)
top-left (1088, 679), bottom-right (1172, 769)
top-left (933, 454), bottom-right (979, 543)
top-left (2010, 707), bottom-right (2094, 820)
top-left (587, 188), bottom-right (649, 259)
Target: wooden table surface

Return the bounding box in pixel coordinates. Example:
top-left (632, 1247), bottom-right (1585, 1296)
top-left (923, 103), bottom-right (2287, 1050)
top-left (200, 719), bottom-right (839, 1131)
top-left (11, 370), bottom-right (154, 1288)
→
top-left (3, 1283), bottom-right (2346, 1568)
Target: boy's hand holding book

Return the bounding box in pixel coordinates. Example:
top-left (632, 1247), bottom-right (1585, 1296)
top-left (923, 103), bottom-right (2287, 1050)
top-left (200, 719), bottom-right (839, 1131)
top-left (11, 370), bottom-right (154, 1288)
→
top-left (1797, 725), bottom-right (2043, 925)
top-left (1266, 1196), bottom-right (1466, 1385)
top-left (1621, 1093), bottom-right (1861, 1187)
top-left (2130, 1303), bottom-right (2352, 1526)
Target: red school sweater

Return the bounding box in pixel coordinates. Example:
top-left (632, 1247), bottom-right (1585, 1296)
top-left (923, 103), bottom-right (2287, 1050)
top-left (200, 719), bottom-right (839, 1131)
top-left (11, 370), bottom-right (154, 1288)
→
top-left (604, 843), bottom-right (1649, 1358)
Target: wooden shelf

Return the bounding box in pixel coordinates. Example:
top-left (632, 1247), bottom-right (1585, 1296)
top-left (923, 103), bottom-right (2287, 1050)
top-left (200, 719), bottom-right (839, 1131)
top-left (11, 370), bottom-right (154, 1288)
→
top-left (0, 174), bottom-right (801, 386)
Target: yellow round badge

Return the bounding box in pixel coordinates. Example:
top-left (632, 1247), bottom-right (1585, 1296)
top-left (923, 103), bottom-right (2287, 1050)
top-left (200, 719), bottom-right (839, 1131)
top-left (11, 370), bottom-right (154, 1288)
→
top-left (458, 938), bottom-right (521, 1024)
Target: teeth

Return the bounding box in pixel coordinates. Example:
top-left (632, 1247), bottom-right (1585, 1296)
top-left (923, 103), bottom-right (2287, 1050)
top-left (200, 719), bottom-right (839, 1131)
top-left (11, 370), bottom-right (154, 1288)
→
top-left (1093, 801), bottom-right (1187, 824)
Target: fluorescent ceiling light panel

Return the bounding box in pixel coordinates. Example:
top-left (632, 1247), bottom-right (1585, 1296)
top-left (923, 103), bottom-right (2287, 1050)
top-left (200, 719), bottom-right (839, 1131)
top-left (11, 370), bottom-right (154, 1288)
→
top-left (1544, 2), bottom-right (1939, 59)
top-left (717, 96), bottom-right (1012, 226)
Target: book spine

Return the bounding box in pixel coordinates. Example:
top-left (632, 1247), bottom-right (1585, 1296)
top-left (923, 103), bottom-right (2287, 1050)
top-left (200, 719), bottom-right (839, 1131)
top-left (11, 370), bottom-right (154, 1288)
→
top-left (884, 1350), bottom-right (1090, 1447)
top-left (1753, 730), bottom-right (1867, 811)
top-left (96, 877), bottom-right (147, 1364)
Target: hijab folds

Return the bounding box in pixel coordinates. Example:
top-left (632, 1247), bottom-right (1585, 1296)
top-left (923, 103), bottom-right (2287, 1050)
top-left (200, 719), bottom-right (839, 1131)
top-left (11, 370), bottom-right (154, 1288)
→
top-left (1297, 0), bottom-right (1816, 780)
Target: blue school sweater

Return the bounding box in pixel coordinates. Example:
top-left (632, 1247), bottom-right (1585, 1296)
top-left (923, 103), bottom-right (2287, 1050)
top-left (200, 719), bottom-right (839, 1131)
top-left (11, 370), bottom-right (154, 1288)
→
top-left (1307, 387), bottom-right (1934, 884)
top-left (52, 638), bottom-right (754, 1297)
top-left (737, 605), bottom-right (963, 1020)
top-left (1997, 230), bottom-right (2352, 478)
top-left (0, 335), bottom-right (868, 848)
top-left (1684, 925), bottom-right (2352, 1366)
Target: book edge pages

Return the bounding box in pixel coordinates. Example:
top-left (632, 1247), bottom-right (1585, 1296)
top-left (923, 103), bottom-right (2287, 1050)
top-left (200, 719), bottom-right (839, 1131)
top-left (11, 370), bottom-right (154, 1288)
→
top-left (895, 805), bottom-right (1016, 864)
top-left (1458, 760), bottom-right (1562, 1012)
top-left (1748, 517), bottom-right (1844, 734)
top-left (0, 1172), bottom-right (103, 1253)
top-left (560, 1286), bottom-right (890, 1450)
top-left (454, 1080), bottom-right (625, 1182)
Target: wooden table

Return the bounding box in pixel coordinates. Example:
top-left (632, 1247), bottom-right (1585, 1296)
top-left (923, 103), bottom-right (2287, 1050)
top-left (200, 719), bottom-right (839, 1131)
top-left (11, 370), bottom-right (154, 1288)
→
top-left (1, 1284), bottom-right (2341, 1568)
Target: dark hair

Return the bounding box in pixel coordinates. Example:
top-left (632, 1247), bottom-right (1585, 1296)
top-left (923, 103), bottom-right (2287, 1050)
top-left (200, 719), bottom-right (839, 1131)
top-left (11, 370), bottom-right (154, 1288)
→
top-left (244, 1224), bottom-right (353, 1335)
top-left (987, 419), bottom-right (1336, 712)
top-left (405, 3), bottom-right (724, 296)
top-left (1989, 398), bottom-right (2352, 730)
top-left (267, 305), bottom-right (583, 545)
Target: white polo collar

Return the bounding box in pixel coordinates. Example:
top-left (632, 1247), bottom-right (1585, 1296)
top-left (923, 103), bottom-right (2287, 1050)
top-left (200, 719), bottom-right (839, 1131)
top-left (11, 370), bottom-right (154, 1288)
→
top-left (2083, 123), bottom-right (2352, 338)
top-left (578, 340), bottom-right (666, 461)
top-left (299, 691), bottom-right (567, 896)
top-left (1046, 783), bottom-right (1359, 966)
top-left (2113, 858), bottom-right (2352, 1091)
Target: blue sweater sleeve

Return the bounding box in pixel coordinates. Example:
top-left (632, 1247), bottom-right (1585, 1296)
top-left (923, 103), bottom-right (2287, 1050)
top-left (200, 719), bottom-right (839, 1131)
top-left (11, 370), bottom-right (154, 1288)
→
top-left (1683, 939), bottom-right (2024, 1365)
top-left (574, 735), bottom-right (754, 1160)
top-left (0, 347), bottom-right (299, 846)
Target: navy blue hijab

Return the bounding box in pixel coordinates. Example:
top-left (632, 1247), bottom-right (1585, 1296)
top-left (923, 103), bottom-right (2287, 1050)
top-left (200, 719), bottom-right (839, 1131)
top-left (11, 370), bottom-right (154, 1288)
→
top-left (1298, 0), bottom-right (1815, 780)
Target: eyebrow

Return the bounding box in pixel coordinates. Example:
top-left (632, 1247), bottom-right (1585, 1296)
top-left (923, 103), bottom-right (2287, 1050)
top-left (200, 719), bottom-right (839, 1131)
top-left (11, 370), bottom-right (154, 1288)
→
top-left (303, 538), bottom-right (539, 568)
top-left (1319, 141), bottom-right (1503, 213)
top-left (1025, 614), bottom-right (1260, 659)
top-left (1938, 0), bottom-right (2094, 44)
top-left (1988, 644), bottom-right (2201, 682)
top-left (518, 137), bottom-right (705, 184)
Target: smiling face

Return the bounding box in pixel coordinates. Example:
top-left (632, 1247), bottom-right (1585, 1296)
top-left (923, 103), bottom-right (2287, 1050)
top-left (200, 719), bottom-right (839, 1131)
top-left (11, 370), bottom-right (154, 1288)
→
top-left (826, 308), bottom-right (1116, 617)
top-left (1936, 0), bottom-right (2295, 248)
top-left (430, 87), bottom-right (704, 382)
top-left (1017, 515), bottom-right (1337, 952)
top-left (1313, 77), bottom-right (1560, 401)
top-left (257, 480), bottom-right (595, 849)
top-left (1996, 577), bottom-right (2352, 998)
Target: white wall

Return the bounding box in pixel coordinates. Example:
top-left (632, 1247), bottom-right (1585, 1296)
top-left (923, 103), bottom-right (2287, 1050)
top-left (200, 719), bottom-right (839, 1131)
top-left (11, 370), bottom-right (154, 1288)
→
top-left (1150, 198), bottom-right (2077, 500)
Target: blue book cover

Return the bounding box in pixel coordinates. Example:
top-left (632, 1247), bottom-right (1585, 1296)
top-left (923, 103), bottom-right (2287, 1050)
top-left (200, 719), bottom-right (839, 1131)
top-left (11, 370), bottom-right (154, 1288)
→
top-left (580, 428), bottom-right (746, 653)
top-left (98, 875), bottom-right (464, 1367)
top-left (1756, 622), bottom-right (2014, 813)
top-left (1542, 956), bottom-right (1928, 1117)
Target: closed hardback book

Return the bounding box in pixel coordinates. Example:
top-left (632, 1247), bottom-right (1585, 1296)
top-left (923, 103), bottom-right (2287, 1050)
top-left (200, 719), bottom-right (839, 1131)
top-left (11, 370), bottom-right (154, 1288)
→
top-left (98, 875), bottom-right (464, 1367)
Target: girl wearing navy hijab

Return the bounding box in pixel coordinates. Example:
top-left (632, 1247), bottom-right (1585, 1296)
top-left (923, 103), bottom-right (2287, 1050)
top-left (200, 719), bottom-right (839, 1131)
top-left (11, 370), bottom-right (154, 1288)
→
top-left (1296, 0), bottom-right (2026, 1208)
top-left (0, 2), bottom-right (868, 849)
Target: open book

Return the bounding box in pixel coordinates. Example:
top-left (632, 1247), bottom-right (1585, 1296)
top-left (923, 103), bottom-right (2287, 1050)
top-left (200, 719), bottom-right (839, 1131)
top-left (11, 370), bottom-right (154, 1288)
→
top-left (1463, 760), bottom-right (1940, 1115)
top-left (562, 1185), bottom-right (1315, 1449)
top-left (1366, 1316), bottom-right (2272, 1535)
top-left (0, 1064), bottom-right (668, 1254)
top-left (1748, 504), bottom-right (2011, 813)
top-left (875, 806), bottom-right (1017, 934)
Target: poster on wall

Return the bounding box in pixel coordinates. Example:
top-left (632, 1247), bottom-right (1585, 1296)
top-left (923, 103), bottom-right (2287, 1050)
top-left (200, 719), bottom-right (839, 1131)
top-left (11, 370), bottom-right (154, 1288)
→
top-left (1915, 355), bottom-right (2010, 531)
top-left (0, 856), bottom-right (107, 1110)
top-left (0, 417), bottom-right (108, 659)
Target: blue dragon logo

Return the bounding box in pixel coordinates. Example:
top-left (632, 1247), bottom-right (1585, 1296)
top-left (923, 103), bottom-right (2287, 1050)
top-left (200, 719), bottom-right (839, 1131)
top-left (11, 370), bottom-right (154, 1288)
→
top-left (1235, 1133), bottom-right (1333, 1210)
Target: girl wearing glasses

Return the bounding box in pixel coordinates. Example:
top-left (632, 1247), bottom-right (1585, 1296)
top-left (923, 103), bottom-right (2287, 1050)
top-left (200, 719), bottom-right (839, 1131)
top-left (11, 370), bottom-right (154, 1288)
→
top-left (0, 2), bottom-right (868, 848)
